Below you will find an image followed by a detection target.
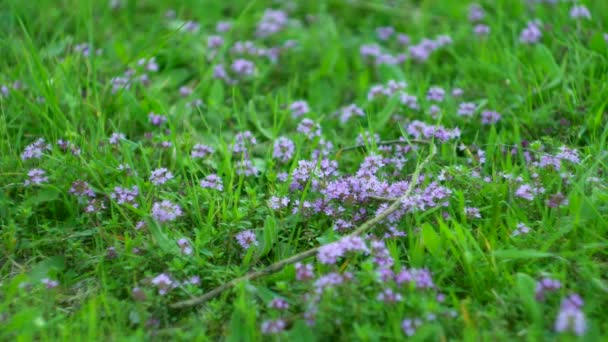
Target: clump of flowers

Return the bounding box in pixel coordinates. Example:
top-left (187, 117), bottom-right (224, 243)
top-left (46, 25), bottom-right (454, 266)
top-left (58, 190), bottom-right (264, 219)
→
top-left (200, 174), bottom-right (223, 191)
top-left (24, 169), bottom-right (48, 186)
top-left (111, 186), bottom-right (139, 207)
top-left (273, 137), bottom-right (295, 163)
top-left (235, 230), bottom-right (258, 249)
top-left (150, 168), bottom-right (173, 185)
top-left (555, 294), bottom-right (586, 336)
top-left (151, 200), bottom-right (183, 222)
top-left (21, 138), bottom-right (51, 160)
top-left (191, 144), bottom-right (214, 158)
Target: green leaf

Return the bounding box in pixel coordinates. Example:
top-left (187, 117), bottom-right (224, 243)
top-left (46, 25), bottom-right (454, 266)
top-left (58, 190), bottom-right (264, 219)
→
top-left (492, 249), bottom-right (555, 260)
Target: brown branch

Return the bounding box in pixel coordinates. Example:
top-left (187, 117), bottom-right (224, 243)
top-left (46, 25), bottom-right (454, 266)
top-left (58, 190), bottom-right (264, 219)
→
top-left (170, 144), bottom-right (437, 309)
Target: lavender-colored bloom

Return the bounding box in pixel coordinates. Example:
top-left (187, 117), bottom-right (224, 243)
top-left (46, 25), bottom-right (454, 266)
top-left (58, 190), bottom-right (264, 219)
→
top-left (465, 207), bottom-right (481, 219)
top-left (405, 120), bottom-right (460, 141)
top-left (535, 277), bottom-right (561, 301)
top-left (151, 200), bottom-right (183, 222)
top-left (138, 57), bottom-right (158, 72)
top-left (256, 9), bottom-right (288, 38)
top-left (297, 119), bottom-right (321, 139)
top-left (85, 198), bottom-right (106, 213)
top-left (569, 5), bottom-right (591, 20)
top-left (377, 288), bottom-right (402, 303)
top-left (520, 21), bottom-right (542, 44)
top-left (261, 319), bottom-right (286, 334)
top-left (515, 184), bottom-right (543, 201)
top-left (356, 132), bottom-right (380, 146)
top-left (333, 219), bottom-right (353, 232)
top-left (69, 180), bottom-right (95, 197)
top-left (236, 159), bottom-right (258, 176)
top-left (232, 131), bottom-right (257, 155)
top-left (41, 278), bottom-right (59, 289)
top-left (376, 26), bottom-right (395, 40)
top-left (452, 88), bottom-right (464, 97)
top-left (191, 144), bottom-right (214, 158)
top-left (179, 86), bottom-right (193, 97)
top-left (200, 174), bottom-right (223, 191)
top-left (360, 44), bottom-right (381, 58)
top-left (317, 236), bottom-right (369, 264)
top-left (109, 132), bottom-right (126, 145)
top-left (150, 168), bottom-right (173, 185)
top-left (24, 169), bottom-right (48, 186)
top-left (427, 86), bottom-right (445, 102)
top-left (546, 193), bottom-right (568, 208)
top-left (313, 272), bottom-right (351, 294)
top-left (269, 298), bottom-right (289, 310)
top-left (182, 20), bottom-right (200, 33)
top-left (148, 112), bottom-right (167, 126)
top-left (512, 223), bottom-right (531, 236)
top-left (268, 196), bottom-right (290, 210)
top-left (21, 138), bottom-right (51, 160)
top-left (555, 294), bottom-right (586, 336)
top-left (481, 110), bottom-right (501, 124)
top-left (556, 146), bottom-right (580, 163)
top-left (397, 34), bottom-right (410, 45)
top-left (111, 185), bottom-right (139, 207)
top-left (338, 104), bottom-right (365, 123)
top-left (273, 137), bottom-right (295, 162)
top-left (236, 230), bottom-right (258, 249)
top-left (402, 318), bottom-right (423, 336)
top-left (132, 286), bottom-right (146, 301)
top-left (468, 4), bottom-right (485, 22)
top-left (295, 262), bottom-right (314, 281)
top-left (207, 35), bottom-right (224, 49)
top-left (216, 21), bottom-right (232, 33)
top-left (177, 238), bottom-right (193, 255)
top-left (400, 93), bottom-right (420, 110)
top-left (289, 100), bottom-right (310, 118)
top-left (458, 102), bottom-right (477, 117)
top-left (474, 24), bottom-right (490, 36)
top-left (151, 273), bottom-right (173, 295)
top-left (231, 59), bottom-right (255, 76)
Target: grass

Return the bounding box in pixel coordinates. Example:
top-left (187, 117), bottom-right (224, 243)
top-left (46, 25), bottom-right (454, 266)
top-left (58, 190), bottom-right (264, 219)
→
top-left (1, 0), bottom-right (607, 340)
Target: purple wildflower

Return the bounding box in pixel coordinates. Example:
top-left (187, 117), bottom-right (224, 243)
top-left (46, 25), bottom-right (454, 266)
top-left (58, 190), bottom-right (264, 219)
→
top-left (236, 159), bottom-right (258, 176)
top-left (313, 272), bottom-right (351, 294)
top-left (360, 44), bottom-right (381, 59)
top-left (200, 174), bottom-right (223, 191)
top-left (465, 207), bottom-right (481, 219)
top-left (21, 138), bottom-right (51, 160)
top-left (216, 21), bottom-right (232, 33)
top-left (24, 169), bottom-right (48, 186)
top-left (236, 230), bottom-right (258, 249)
top-left (377, 288), bottom-right (403, 303)
top-left (177, 238), bottom-right (193, 255)
top-left (427, 86), bottom-right (445, 102)
top-left (468, 4), bottom-right (485, 22)
top-left (535, 277), bottom-right (562, 301)
top-left (273, 137), bottom-right (295, 162)
top-left (108, 132), bottom-right (126, 145)
top-left (110, 186), bottom-right (139, 207)
top-left (376, 26), bottom-right (395, 40)
top-left (317, 236), bottom-right (369, 265)
top-left (512, 223), bottom-right (531, 236)
top-left (556, 146), bottom-right (580, 163)
top-left (232, 131), bottom-right (257, 155)
top-left (191, 144), bottom-right (214, 158)
top-left (297, 119), bottom-right (321, 139)
top-left (69, 180), bottom-right (95, 197)
top-left (289, 100), bottom-right (310, 118)
top-left (85, 199), bottom-right (106, 213)
top-left (269, 298), bottom-right (289, 310)
top-left (458, 102), bottom-right (477, 117)
top-left (256, 9), bottom-right (288, 38)
top-left (151, 200), bottom-right (183, 222)
top-left (338, 104), bottom-right (365, 123)
top-left (397, 34), bottom-right (410, 45)
top-left (231, 59), bottom-right (255, 76)
top-left (148, 112), bottom-right (167, 126)
top-left (207, 35), bottom-right (224, 49)
top-left (179, 86), bottom-right (193, 97)
top-left (515, 184), bottom-right (544, 201)
top-left (41, 278), bottom-right (59, 289)
top-left (295, 262), bottom-right (314, 281)
top-left (261, 319), bottom-right (286, 335)
top-left (452, 88), bottom-right (464, 97)
top-left (268, 196), bottom-right (290, 210)
top-left (474, 24), bottom-right (490, 36)
top-left (151, 273), bottom-right (173, 295)
top-left (570, 5), bottom-right (591, 20)
top-left (546, 193), bottom-right (568, 208)
top-left (520, 21), bottom-right (542, 44)
top-left (150, 168), bottom-right (173, 185)
top-left (555, 294), bottom-right (586, 336)
top-left (481, 110), bottom-right (501, 124)
top-left (402, 318), bottom-right (423, 336)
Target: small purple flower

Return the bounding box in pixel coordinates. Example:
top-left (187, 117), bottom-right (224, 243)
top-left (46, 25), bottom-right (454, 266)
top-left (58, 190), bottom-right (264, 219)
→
top-left (261, 319), bottom-right (286, 335)
top-left (397, 34), bottom-right (410, 45)
top-left (468, 4), bottom-right (485, 22)
top-left (512, 223), bottom-right (531, 236)
top-left (520, 21), bottom-right (542, 44)
top-left (148, 112), bottom-right (167, 126)
top-left (515, 184), bottom-right (543, 201)
top-left (481, 110), bottom-right (501, 124)
top-left (556, 146), bottom-right (580, 164)
top-left (232, 131), bottom-right (257, 155)
top-left (289, 100), bottom-right (310, 118)
top-left (69, 180), bottom-right (95, 197)
top-left (256, 9), bottom-right (288, 38)
top-left (426, 86), bottom-right (445, 102)
top-left (200, 174), bottom-right (223, 191)
top-left (151, 273), bottom-right (173, 295)
top-left (295, 262), bottom-right (314, 281)
top-left (452, 88), bottom-right (464, 97)
top-left (207, 35), bottom-right (224, 49)
top-left (535, 277), bottom-right (561, 301)
top-left (191, 144), bottom-right (214, 158)
top-left (458, 102), bottom-right (477, 117)
top-left (109, 132), bottom-right (126, 145)
top-left (110, 185), bottom-right (139, 207)
top-left (555, 294), bottom-right (586, 336)
top-left (177, 238), bottom-right (193, 255)
top-left (236, 159), bottom-right (258, 176)
top-left (236, 230), bottom-right (258, 249)
top-left (376, 26), bottom-right (395, 40)
top-left (268, 196), bottom-right (290, 210)
top-left (569, 5), bottom-right (591, 20)
top-left (231, 59), bottom-right (255, 76)
top-left (85, 199), bottom-right (106, 213)
top-left (269, 298), bottom-right (289, 310)
top-left (546, 193), bottom-right (568, 208)
top-left (150, 168), bottom-right (173, 185)
top-left (338, 104), bottom-right (365, 123)
top-left (179, 86), bottom-right (193, 97)
top-left (465, 207), bottom-right (481, 219)
top-left (273, 137), bottom-right (295, 163)
top-left (474, 24), bottom-right (490, 36)
top-left (360, 44), bottom-right (381, 58)
top-left (297, 119), bottom-right (321, 139)
top-left (24, 169), bottom-right (48, 186)
top-left (402, 318), bottom-right (423, 336)
top-left (151, 200), bottom-right (183, 222)
top-left (216, 21), bottom-right (232, 33)
top-left (21, 138), bottom-right (51, 160)
top-left (132, 287), bottom-right (146, 301)
top-left (41, 278), bottom-right (59, 289)
top-left (377, 288), bottom-right (403, 303)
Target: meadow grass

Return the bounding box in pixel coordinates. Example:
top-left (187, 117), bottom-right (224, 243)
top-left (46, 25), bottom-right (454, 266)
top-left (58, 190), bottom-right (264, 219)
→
top-left (1, 0), bottom-right (607, 340)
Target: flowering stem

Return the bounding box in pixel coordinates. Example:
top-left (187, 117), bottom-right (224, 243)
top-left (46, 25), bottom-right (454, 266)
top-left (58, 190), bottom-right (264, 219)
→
top-left (339, 139), bottom-right (429, 153)
top-left (170, 144), bottom-right (437, 309)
